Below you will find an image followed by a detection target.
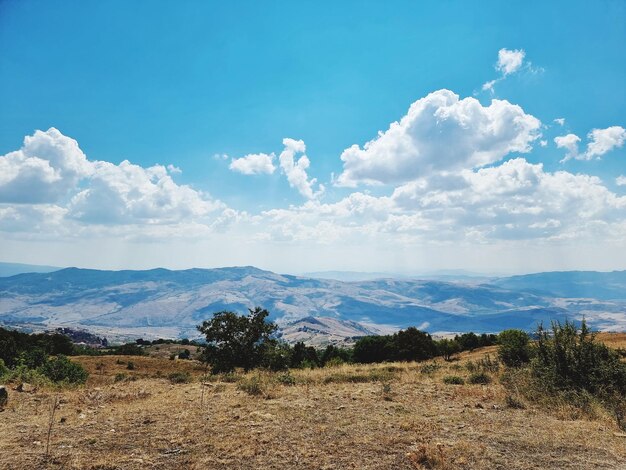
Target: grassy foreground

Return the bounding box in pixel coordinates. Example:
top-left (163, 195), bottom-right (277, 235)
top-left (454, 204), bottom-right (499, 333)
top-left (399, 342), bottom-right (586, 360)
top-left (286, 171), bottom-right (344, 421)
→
top-left (1, 334), bottom-right (625, 469)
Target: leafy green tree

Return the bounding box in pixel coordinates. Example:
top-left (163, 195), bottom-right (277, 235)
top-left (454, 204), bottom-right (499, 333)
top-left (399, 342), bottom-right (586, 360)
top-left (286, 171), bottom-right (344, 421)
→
top-left (197, 307), bottom-right (277, 373)
top-left (437, 338), bottom-right (461, 361)
top-left (455, 332), bottom-right (480, 351)
top-left (353, 336), bottom-right (393, 363)
top-left (393, 327), bottom-right (437, 361)
top-left (498, 329), bottom-right (532, 367)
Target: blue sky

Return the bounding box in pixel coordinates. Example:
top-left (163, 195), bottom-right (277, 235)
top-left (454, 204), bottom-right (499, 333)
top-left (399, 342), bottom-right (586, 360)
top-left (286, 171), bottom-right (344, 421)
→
top-left (0, 0), bottom-right (625, 273)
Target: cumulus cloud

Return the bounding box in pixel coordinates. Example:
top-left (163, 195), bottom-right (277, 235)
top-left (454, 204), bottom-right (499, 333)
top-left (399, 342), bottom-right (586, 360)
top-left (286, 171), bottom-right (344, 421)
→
top-left (0, 128), bottom-right (224, 230)
top-left (254, 156), bottom-right (626, 245)
top-left (496, 48), bottom-right (526, 75)
top-left (586, 126), bottom-right (626, 159)
top-left (278, 138), bottom-right (324, 199)
top-left (0, 128), bottom-right (91, 203)
top-left (554, 133), bottom-right (581, 162)
top-left (68, 161), bottom-right (222, 224)
top-left (336, 89), bottom-right (541, 186)
top-left (482, 48), bottom-right (532, 92)
top-left (556, 126), bottom-right (626, 162)
top-left (229, 152), bottom-right (276, 175)
top-left (616, 175), bottom-right (626, 186)
top-left (554, 118), bottom-right (565, 126)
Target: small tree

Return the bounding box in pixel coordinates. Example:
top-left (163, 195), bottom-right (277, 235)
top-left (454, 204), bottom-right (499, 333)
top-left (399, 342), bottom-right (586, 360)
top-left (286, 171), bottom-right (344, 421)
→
top-left (437, 339), bottom-right (461, 361)
top-left (498, 329), bottom-right (531, 367)
top-left (197, 307), bottom-right (277, 373)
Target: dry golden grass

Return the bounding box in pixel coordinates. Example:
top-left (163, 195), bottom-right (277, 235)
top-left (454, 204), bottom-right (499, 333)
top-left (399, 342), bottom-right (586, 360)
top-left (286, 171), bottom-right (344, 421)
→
top-left (1, 335), bottom-right (626, 469)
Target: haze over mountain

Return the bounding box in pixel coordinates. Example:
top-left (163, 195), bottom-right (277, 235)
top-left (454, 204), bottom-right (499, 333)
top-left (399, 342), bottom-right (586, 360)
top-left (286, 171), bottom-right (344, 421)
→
top-left (1, 265), bottom-right (624, 343)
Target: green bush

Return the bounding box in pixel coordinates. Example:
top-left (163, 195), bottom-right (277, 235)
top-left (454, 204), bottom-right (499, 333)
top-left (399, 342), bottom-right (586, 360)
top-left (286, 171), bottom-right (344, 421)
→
top-left (39, 355), bottom-right (88, 384)
top-left (276, 372), bottom-right (296, 386)
top-left (0, 358), bottom-right (8, 378)
top-left (498, 329), bottom-right (532, 367)
top-left (168, 372), bottom-right (191, 384)
top-left (126, 361), bottom-right (135, 370)
top-left (420, 363), bottom-right (441, 375)
top-left (443, 375), bottom-right (465, 385)
top-left (324, 357), bottom-right (345, 368)
top-left (468, 372), bottom-right (491, 385)
top-left (238, 375), bottom-right (265, 396)
top-left (1, 364), bottom-right (53, 387)
top-left (114, 373), bottom-right (127, 382)
top-left (532, 320), bottom-right (626, 399)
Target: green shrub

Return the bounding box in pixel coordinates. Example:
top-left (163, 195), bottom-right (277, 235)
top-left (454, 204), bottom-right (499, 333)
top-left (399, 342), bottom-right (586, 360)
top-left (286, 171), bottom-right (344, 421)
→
top-left (39, 355), bottom-right (88, 384)
top-left (220, 372), bottom-right (239, 383)
top-left (0, 358), bottom-right (8, 378)
top-left (420, 363), bottom-right (441, 375)
top-left (532, 320), bottom-right (626, 398)
top-left (168, 372), bottom-right (191, 384)
top-left (325, 357), bottom-right (345, 368)
top-left (1, 365), bottom-right (53, 387)
top-left (276, 372), bottom-right (296, 386)
top-left (468, 372), bottom-right (491, 385)
top-left (498, 329), bottom-right (532, 367)
top-left (443, 375), bottom-right (465, 385)
top-left (114, 373), bottom-right (127, 382)
top-left (126, 361), bottom-right (135, 370)
top-left (238, 375), bottom-right (265, 396)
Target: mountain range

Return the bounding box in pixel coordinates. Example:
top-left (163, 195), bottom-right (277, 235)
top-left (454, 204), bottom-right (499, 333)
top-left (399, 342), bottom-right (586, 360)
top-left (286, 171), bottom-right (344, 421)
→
top-left (0, 264), bottom-right (625, 344)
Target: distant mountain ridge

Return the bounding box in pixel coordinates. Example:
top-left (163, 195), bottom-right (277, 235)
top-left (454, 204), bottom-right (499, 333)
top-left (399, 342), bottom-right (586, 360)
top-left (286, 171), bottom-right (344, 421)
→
top-left (0, 265), bottom-right (624, 342)
top-left (0, 262), bottom-right (62, 277)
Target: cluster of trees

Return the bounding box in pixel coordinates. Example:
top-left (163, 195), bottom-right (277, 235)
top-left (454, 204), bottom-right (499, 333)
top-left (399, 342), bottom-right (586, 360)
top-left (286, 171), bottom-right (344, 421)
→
top-left (0, 327), bottom-right (75, 368)
top-left (352, 330), bottom-right (497, 363)
top-left (196, 307), bottom-right (497, 374)
top-left (0, 327), bottom-right (88, 384)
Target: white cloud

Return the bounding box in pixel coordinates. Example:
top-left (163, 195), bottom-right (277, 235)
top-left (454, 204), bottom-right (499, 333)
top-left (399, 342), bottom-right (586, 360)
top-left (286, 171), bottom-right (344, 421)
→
top-left (167, 164), bottom-right (182, 174)
top-left (481, 48), bottom-right (532, 93)
top-left (336, 89), bottom-right (541, 186)
top-left (616, 175), bottom-right (626, 186)
top-left (278, 138), bottom-right (324, 199)
top-left (496, 48), bottom-right (526, 75)
top-left (540, 140), bottom-right (548, 147)
top-left (255, 156), bottom-right (626, 245)
top-left (554, 118), bottom-right (565, 126)
top-left (556, 126), bottom-right (626, 162)
top-left (0, 128), bottom-right (92, 203)
top-left (0, 128), bottom-right (224, 229)
top-left (482, 80), bottom-right (497, 92)
top-left (68, 160), bottom-right (222, 224)
top-left (586, 126), bottom-right (626, 159)
top-left (229, 152), bottom-right (276, 175)
top-left (554, 133), bottom-right (581, 162)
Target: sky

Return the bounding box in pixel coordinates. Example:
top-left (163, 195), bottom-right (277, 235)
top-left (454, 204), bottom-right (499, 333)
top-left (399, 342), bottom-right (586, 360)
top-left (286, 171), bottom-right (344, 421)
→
top-left (0, 0), bottom-right (625, 274)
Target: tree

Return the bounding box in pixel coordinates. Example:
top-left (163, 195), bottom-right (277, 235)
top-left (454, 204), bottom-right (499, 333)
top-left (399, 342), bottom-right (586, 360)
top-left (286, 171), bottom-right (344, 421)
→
top-left (437, 339), bottom-right (461, 361)
top-left (353, 336), bottom-right (393, 363)
top-left (197, 307), bottom-right (277, 373)
top-left (393, 327), bottom-right (437, 361)
top-left (498, 329), bottom-right (531, 367)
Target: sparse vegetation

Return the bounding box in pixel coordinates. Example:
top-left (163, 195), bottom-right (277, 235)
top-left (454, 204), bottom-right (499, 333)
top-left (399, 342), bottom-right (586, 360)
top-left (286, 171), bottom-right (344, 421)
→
top-left (443, 375), bottom-right (465, 385)
top-left (1, 332), bottom-right (625, 469)
top-left (168, 371), bottom-right (192, 384)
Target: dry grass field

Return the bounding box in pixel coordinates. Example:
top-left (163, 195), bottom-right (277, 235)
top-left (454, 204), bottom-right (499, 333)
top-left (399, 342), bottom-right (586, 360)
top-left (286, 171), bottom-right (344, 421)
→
top-left (1, 335), bottom-right (626, 469)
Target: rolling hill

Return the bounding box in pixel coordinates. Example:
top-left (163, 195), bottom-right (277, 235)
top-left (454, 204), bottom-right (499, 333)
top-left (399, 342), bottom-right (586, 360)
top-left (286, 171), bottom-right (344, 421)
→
top-left (0, 266), bottom-right (624, 342)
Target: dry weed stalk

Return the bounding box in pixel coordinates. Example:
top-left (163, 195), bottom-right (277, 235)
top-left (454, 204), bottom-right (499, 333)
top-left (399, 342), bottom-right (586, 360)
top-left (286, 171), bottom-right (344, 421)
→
top-left (45, 395), bottom-right (60, 458)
